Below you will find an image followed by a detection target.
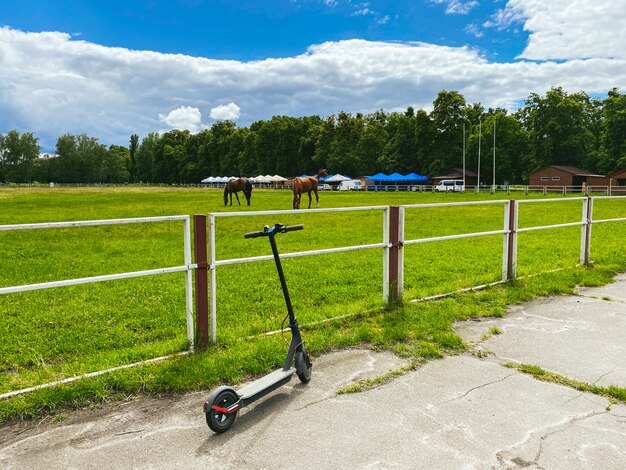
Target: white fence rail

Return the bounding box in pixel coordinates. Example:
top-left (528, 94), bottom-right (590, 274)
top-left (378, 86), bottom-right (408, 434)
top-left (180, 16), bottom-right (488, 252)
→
top-left (205, 196), bottom-right (626, 340)
top-left (2, 196), bottom-right (624, 398)
top-left (0, 216), bottom-right (196, 349)
top-left (208, 206), bottom-right (390, 344)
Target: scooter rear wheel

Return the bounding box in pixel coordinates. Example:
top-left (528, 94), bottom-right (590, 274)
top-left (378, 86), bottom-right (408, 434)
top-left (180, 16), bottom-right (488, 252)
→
top-left (206, 388), bottom-right (239, 433)
top-left (295, 348), bottom-right (312, 383)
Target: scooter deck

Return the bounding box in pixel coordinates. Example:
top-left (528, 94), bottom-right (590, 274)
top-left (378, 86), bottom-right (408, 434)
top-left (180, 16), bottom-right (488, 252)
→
top-left (238, 367), bottom-right (295, 406)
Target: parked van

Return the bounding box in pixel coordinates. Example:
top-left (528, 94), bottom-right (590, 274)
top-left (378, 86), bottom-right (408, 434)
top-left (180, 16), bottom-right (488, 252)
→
top-left (435, 179), bottom-right (465, 192)
top-left (338, 179), bottom-right (362, 191)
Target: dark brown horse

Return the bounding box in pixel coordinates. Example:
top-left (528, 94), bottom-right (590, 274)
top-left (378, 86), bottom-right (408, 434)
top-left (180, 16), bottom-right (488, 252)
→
top-left (292, 169), bottom-right (328, 209)
top-left (224, 177), bottom-right (253, 206)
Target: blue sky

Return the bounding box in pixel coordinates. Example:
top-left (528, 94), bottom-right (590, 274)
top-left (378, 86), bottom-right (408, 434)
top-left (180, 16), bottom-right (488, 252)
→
top-left (1, 0), bottom-right (625, 152)
top-left (3, 0), bottom-right (525, 61)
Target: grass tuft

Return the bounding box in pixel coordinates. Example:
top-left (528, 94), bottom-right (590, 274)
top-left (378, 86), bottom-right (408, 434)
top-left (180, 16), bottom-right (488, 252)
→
top-left (505, 362), bottom-right (626, 404)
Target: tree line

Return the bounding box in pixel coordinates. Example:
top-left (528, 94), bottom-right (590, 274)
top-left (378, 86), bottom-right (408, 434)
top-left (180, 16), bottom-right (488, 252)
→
top-left (2, 87), bottom-right (625, 185)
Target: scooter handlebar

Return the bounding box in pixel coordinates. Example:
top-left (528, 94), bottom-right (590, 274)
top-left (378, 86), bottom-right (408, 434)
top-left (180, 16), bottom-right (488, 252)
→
top-left (244, 224), bottom-right (304, 238)
top-left (243, 231), bottom-right (263, 238)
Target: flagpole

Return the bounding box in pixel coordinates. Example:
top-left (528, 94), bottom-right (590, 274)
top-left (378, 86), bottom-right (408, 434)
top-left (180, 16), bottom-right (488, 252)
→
top-left (477, 117), bottom-right (481, 193)
top-left (462, 122), bottom-right (466, 189)
top-left (492, 118), bottom-right (496, 190)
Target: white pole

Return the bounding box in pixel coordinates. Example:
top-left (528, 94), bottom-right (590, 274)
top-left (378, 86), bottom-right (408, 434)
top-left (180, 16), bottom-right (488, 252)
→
top-left (462, 122), bottom-right (466, 188)
top-left (209, 213), bottom-right (217, 344)
top-left (493, 118), bottom-right (496, 189)
top-left (477, 117), bottom-right (482, 193)
top-left (382, 207), bottom-right (390, 303)
top-left (183, 216), bottom-right (194, 351)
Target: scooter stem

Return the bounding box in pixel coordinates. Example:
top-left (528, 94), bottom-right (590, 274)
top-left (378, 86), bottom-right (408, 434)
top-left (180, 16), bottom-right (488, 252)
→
top-left (268, 231), bottom-right (296, 323)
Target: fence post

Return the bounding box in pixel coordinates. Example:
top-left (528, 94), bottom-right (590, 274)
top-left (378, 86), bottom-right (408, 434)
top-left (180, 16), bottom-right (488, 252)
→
top-left (385, 206), bottom-right (401, 303)
top-left (580, 197), bottom-right (593, 266)
top-left (502, 200), bottom-right (518, 281)
top-left (184, 217), bottom-right (195, 351)
top-left (398, 206), bottom-right (405, 301)
top-left (193, 215), bottom-right (209, 350)
top-left (209, 214), bottom-right (217, 344)
top-left (382, 207), bottom-right (389, 302)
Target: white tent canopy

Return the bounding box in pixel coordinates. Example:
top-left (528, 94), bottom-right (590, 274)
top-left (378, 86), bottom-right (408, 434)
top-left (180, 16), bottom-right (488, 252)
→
top-left (271, 174), bottom-right (288, 182)
top-left (253, 175), bottom-right (272, 183)
top-left (325, 174), bottom-right (351, 183)
top-left (201, 176), bottom-right (239, 183)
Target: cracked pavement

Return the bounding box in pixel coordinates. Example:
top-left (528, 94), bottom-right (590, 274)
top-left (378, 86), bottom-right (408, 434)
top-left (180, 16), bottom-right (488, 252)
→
top-left (1, 274), bottom-right (625, 469)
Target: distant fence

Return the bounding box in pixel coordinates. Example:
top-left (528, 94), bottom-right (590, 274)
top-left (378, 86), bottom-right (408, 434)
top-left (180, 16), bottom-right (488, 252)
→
top-left (4, 182), bottom-right (626, 195)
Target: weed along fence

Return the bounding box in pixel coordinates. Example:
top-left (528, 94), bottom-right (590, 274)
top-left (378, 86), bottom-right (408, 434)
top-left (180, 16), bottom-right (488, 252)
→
top-left (194, 196), bottom-right (626, 346)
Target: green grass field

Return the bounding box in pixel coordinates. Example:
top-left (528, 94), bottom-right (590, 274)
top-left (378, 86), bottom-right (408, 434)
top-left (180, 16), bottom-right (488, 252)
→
top-left (1, 187), bottom-right (625, 422)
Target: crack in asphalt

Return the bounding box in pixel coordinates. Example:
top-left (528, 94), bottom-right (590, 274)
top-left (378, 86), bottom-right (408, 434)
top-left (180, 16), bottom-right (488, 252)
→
top-left (592, 369), bottom-right (615, 385)
top-left (438, 372), bottom-right (518, 405)
top-left (496, 410), bottom-right (609, 469)
top-left (530, 410), bottom-right (607, 469)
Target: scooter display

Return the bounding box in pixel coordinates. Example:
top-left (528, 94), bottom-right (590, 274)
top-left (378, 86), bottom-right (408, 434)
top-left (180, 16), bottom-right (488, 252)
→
top-left (203, 223), bottom-right (313, 433)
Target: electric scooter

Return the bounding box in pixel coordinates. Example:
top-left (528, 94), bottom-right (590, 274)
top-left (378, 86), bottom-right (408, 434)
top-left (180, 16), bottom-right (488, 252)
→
top-left (203, 223), bottom-right (313, 433)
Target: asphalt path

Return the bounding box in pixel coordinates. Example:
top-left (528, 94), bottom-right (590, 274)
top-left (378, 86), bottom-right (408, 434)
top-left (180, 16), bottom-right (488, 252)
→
top-left (1, 273), bottom-right (625, 469)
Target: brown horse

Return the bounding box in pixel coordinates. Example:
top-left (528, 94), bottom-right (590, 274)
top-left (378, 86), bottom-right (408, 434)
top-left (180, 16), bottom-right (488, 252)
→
top-left (224, 178), bottom-right (253, 206)
top-left (292, 169), bottom-right (328, 209)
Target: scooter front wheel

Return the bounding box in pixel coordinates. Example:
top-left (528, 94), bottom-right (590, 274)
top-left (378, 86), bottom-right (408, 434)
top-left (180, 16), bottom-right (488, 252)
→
top-left (205, 387), bottom-right (239, 433)
top-left (295, 348), bottom-right (312, 383)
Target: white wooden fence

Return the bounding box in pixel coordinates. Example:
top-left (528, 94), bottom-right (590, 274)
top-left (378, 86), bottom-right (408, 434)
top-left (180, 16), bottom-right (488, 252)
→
top-left (1, 196), bottom-right (624, 398)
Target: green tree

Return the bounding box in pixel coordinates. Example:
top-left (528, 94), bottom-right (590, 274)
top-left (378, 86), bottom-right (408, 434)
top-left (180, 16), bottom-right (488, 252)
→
top-left (327, 111), bottom-right (363, 176)
top-left (478, 113), bottom-right (530, 184)
top-left (312, 115), bottom-right (336, 172)
top-left (430, 91), bottom-right (468, 174)
top-left (0, 130), bottom-right (40, 183)
top-left (135, 133), bottom-right (160, 183)
top-left (379, 110), bottom-right (418, 173)
top-left (54, 134), bottom-right (106, 183)
top-left (520, 87), bottom-right (595, 171)
top-left (414, 109), bottom-right (434, 175)
top-left (356, 112), bottom-right (388, 175)
top-left (129, 134), bottom-right (139, 182)
top-left (599, 88), bottom-right (626, 173)
top-left (0, 133), bottom-right (5, 181)
top-left (154, 129), bottom-right (190, 183)
top-left (106, 145), bottom-right (131, 183)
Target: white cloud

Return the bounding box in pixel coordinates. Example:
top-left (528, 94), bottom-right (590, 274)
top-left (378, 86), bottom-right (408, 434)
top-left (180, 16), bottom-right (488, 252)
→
top-left (0, 25), bottom-right (625, 152)
top-left (464, 23), bottom-right (484, 38)
top-left (159, 106), bottom-right (204, 132)
top-left (431, 0), bottom-right (479, 15)
top-left (209, 102), bottom-right (241, 121)
top-left (489, 0), bottom-right (626, 60)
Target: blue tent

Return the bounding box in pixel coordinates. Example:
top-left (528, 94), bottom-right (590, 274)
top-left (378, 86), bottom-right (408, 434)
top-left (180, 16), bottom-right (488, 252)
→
top-left (367, 172), bottom-right (428, 182)
top-left (405, 172), bottom-right (429, 182)
top-left (387, 172), bottom-right (406, 182)
top-left (365, 173), bottom-right (389, 181)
